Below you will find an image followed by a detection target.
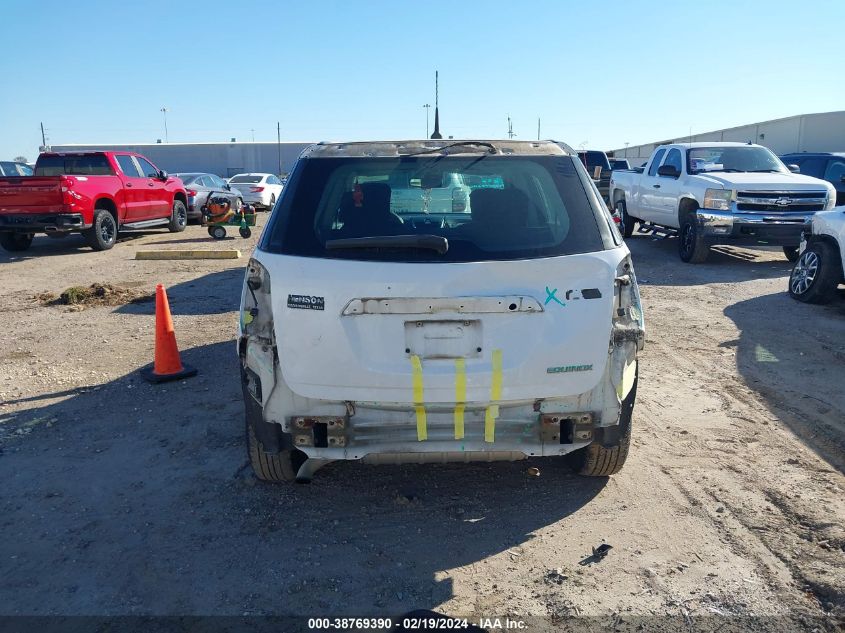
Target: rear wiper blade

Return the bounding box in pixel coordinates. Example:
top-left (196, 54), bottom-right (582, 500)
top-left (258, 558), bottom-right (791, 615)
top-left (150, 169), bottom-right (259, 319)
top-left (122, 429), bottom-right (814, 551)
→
top-left (404, 142), bottom-right (498, 156)
top-left (326, 234), bottom-right (449, 254)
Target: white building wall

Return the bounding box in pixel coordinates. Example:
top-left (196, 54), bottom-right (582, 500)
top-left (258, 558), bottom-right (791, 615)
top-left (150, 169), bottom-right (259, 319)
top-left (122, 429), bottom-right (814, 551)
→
top-left (47, 142), bottom-right (314, 178)
top-left (610, 111), bottom-right (845, 164)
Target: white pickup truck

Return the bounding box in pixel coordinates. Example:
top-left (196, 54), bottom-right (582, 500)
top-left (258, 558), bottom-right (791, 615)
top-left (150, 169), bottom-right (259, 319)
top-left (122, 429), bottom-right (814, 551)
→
top-left (609, 142), bottom-right (837, 263)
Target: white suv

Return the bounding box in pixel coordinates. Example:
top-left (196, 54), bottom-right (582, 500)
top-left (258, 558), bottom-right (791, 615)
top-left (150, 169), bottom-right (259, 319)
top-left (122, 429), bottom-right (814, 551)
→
top-left (789, 208), bottom-right (845, 303)
top-left (238, 140), bottom-right (645, 483)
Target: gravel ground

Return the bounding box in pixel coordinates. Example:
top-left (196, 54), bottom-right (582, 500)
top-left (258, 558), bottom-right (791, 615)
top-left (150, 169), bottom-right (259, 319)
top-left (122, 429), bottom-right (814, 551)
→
top-left (0, 219), bottom-right (843, 631)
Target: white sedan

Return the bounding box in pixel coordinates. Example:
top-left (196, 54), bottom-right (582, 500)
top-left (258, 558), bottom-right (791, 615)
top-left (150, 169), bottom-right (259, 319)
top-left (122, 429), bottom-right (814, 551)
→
top-left (227, 173), bottom-right (284, 210)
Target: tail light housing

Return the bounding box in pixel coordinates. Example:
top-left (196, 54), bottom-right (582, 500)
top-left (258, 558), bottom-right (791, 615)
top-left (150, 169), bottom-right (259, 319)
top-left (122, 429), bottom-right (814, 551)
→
top-left (60, 176), bottom-right (77, 207)
top-left (186, 189), bottom-right (197, 198)
top-left (249, 186), bottom-right (264, 193)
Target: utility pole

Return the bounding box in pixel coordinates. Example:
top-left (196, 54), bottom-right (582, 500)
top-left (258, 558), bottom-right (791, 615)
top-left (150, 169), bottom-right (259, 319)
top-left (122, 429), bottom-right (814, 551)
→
top-left (423, 103), bottom-right (431, 139)
top-left (537, 117), bottom-right (541, 141)
top-left (160, 107), bottom-right (169, 143)
top-left (250, 128), bottom-right (255, 142)
top-left (507, 116), bottom-right (515, 139)
top-left (40, 122), bottom-right (48, 150)
top-left (277, 122), bottom-right (282, 177)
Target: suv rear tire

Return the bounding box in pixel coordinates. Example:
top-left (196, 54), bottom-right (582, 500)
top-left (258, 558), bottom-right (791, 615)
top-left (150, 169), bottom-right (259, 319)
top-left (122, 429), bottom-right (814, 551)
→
top-left (789, 241), bottom-right (842, 304)
top-left (569, 369), bottom-right (637, 477)
top-left (83, 209), bottom-right (117, 251)
top-left (247, 419), bottom-right (305, 483)
top-left (0, 232), bottom-right (34, 252)
top-left (168, 199), bottom-right (188, 233)
top-left (678, 216), bottom-right (709, 263)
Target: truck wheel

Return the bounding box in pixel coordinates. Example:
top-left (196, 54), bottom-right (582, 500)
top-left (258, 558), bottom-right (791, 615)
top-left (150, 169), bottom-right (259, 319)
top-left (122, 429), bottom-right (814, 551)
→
top-left (0, 232), bottom-right (34, 252)
top-left (678, 217), bottom-right (709, 263)
top-left (783, 246), bottom-right (799, 263)
top-left (570, 369), bottom-right (637, 477)
top-left (789, 241), bottom-right (842, 304)
top-left (168, 199), bottom-right (188, 233)
top-left (246, 418), bottom-right (305, 483)
top-left (615, 200), bottom-right (636, 238)
top-left (83, 209), bottom-right (117, 251)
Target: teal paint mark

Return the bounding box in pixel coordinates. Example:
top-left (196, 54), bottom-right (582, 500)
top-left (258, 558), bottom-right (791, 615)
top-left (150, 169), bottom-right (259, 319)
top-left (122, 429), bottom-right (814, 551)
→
top-left (545, 286), bottom-right (566, 307)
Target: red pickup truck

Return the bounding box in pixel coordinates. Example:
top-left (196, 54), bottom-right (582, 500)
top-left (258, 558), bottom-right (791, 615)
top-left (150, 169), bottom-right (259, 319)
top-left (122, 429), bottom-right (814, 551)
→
top-left (0, 151), bottom-right (188, 252)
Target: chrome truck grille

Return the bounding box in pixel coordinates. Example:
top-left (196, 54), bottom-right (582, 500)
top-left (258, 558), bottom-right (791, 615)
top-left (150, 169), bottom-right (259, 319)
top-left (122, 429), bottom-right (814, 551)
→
top-left (736, 191), bottom-right (827, 213)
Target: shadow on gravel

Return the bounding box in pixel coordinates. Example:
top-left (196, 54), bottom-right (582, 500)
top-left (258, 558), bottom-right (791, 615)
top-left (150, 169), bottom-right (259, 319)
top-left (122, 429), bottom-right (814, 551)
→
top-left (625, 233), bottom-right (792, 286)
top-left (114, 269), bottom-right (245, 317)
top-left (0, 232), bottom-right (155, 262)
top-left (725, 290), bottom-right (845, 472)
top-left (0, 340), bottom-right (606, 616)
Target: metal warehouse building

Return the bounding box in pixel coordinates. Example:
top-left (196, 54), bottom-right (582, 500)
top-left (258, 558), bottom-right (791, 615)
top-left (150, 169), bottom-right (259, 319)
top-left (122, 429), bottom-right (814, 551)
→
top-left (611, 110), bottom-right (845, 167)
top-left (47, 142), bottom-right (315, 178)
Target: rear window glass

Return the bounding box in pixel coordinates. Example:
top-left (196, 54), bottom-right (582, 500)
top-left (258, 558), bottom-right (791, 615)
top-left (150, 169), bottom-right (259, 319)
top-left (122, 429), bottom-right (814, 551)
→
top-left (230, 175), bottom-right (262, 183)
top-left (0, 161), bottom-right (33, 176)
top-left (260, 155), bottom-right (606, 262)
top-left (578, 151), bottom-right (610, 170)
top-left (35, 154), bottom-right (114, 176)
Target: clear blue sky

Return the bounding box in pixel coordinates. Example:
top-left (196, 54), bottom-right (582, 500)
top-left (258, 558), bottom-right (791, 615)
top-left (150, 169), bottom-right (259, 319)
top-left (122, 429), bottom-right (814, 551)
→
top-left (2, 0), bottom-right (843, 161)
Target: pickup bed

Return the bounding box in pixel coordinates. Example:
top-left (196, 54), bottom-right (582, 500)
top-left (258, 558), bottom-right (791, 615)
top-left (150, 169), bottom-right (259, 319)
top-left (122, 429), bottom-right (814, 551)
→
top-left (609, 142), bottom-right (837, 263)
top-left (0, 151), bottom-right (188, 252)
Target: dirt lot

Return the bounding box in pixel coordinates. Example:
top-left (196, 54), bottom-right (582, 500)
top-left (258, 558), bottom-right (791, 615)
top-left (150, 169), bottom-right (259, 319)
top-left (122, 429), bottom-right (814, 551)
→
top-left (1, 220), bottom-right (843, 630)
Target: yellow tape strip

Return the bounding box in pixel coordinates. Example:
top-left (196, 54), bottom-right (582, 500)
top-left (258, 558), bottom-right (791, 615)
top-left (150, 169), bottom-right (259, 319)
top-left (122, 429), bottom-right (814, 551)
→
top-left (411, 355), bottom-right (427, 441)
top-left (484, 349), bottom-right (503, 443)
top-left (454, 358), bottom-right (466, 439)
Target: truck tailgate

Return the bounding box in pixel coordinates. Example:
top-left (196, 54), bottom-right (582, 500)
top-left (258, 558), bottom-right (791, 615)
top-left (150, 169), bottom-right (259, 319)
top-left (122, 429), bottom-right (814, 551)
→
top-left (0, 177), bottom-right (64, 213)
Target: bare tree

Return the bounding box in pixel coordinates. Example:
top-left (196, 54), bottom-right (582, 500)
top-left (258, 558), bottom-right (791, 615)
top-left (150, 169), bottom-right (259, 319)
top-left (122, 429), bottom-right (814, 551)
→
top-left (13, 155), bottom-right (28, 163)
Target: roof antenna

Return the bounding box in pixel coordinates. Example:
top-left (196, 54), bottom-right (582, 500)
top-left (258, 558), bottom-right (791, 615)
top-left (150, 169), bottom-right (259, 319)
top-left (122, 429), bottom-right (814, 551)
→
top-left (430, 71), bottom-right (442, 140)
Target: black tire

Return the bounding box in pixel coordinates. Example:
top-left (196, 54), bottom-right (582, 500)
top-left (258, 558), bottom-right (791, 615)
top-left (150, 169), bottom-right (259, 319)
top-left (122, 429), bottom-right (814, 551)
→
top-left (678, 216), bottom-right (709, 263)
top-left (246, 418), bottom-right (304, 483)
top-left (783, 246), bottom-right (800, 263)
top-left (211, 226), bottom-right (227, 240)
top-left (789, 241), bottom-right (842, 304)
top-left (0, 232), bottom-right (34, 252)
top-left (570, 367), bottom-right (638, 477)
top-left (168, 199), bottom-right (188, 233)
top-left (239, 226), bottom-right (252, 239)
top-left (269, 194), bottom-right (276, 210)
top-left (615, 199), bottom-right (636, 238)
top-left (82, 209), bottom-right (117, 251)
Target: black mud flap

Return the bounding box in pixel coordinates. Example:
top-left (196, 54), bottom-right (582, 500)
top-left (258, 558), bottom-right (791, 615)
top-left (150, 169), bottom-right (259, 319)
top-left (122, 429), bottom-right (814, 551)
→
top-left (240, 365), bottom-right (293, 453)
top-left (596, 366), bottom-right (638, 448)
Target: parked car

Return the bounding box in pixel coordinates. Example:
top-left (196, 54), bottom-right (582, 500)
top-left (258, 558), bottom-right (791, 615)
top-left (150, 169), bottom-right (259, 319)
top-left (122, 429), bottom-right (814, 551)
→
top-left (788, 207), bottom-right (845, 303)
top-left (238, 139), bottom-right (644, 483)
top-left (0, 151), bottom-right (188, 252)
top-left (577, 150), bottom-right (612, 204)
top-left (227, 173), bottom-right (284, 210)
top-left (780, 152), bottom-right (845, 207)
top-left (0, 161), bottom-right (33, 177)
top-left (608, 142), bottom-right (837, 262)
top-left (610, 159), bottom-right (631, 171)
top-left (172, 172), bottom-right (243, 223)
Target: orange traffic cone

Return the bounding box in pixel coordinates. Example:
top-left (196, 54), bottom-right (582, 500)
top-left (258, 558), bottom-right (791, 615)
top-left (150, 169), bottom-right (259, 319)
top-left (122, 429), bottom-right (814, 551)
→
top-left (140, 284), bottom-right (197, 383)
